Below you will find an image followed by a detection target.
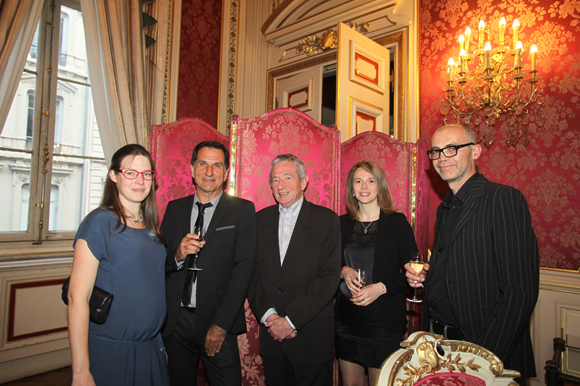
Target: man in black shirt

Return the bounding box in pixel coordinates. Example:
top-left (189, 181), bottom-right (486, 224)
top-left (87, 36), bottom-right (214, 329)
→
top-left (406, 124), bottom-right (539, 385)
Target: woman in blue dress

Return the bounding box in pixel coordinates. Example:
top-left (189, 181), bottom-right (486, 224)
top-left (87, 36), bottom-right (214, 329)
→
top-left (67, 144), bottom-right (169, 386)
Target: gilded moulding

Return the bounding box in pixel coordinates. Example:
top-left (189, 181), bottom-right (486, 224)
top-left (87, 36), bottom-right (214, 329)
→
top-left (225, 0), bottom-right (239, 136)
top-left (296, 29), bottom-right (337, 56)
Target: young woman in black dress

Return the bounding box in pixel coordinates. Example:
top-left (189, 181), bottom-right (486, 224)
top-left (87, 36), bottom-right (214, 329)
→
top-left (336, 161), bottom-right (418, 386)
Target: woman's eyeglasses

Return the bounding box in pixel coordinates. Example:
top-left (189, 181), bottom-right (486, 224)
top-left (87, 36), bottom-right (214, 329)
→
top-left (117, 169), bottom-right (157, 180)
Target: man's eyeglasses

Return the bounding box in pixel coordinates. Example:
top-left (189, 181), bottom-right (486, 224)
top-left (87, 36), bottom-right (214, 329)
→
top-left (427, 143), bottom-right (475, 160)
top-left (118, 169), bottom-right (157, 180)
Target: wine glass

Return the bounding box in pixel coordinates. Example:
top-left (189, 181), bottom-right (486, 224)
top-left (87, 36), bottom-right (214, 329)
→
top-left (189, 225), bottom-right (205, 271)
top-left (407, 252), bottom-right (425, 303)
top-left (356, 269), bottom-right (367, 288)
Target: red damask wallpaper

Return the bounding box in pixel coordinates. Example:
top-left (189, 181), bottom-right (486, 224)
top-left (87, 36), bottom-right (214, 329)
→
top-left (176, 0), bottom-right (222, 127)
top-left (419, 0), bottom-right (580, 271)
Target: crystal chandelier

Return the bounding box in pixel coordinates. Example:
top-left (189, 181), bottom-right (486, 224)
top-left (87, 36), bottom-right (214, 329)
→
top-left (441, 18), bottom-right (545, 148)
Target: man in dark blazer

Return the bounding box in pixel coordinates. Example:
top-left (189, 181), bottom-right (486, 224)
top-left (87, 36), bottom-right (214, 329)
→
top-left (247, 154), bottom-right (341, 386)
top-left (407, 124), bottom-right (539, 386)
top-left (161, 141), bottom-right (257, 386)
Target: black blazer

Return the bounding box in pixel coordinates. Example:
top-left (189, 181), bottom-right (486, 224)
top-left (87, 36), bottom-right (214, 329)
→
top-left (161, 193), bottom-right (257, 337)
top-left (247, 200), bottom-right (341, 366)
top-left (340, 211), bottom-right (417, 333)
top-left (422, 174), bottom-right (539, 377)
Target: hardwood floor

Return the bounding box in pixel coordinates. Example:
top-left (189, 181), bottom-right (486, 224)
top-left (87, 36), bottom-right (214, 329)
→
top-left (1, 367), bottom-right (70, 386)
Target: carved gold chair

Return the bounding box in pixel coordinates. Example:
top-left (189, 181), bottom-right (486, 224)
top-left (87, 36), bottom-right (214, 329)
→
top-left (377, 332), bottom-right (520, 386)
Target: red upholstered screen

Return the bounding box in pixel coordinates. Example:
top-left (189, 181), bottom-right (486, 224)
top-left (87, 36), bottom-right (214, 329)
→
top-left (415, 138), bottom-right (431, 257)
top-left (150, 118), bottom-right (230, 221)
top-left (340, 132), bottom-right (414, 219)
top-left (232, 108), bottom-right (341, 212)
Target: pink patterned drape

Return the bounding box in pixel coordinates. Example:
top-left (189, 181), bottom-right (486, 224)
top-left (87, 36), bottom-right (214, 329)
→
top-left (232, 108), bottom-right (340, 212)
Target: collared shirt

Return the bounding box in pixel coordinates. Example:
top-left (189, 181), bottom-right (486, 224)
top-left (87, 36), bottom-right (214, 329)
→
top-left (260, 196), bottom-right (304, 329)
top-left (278, 196), bottom-right (304, 264)
top-left (427, 173), bottom-right (479, 327)
top-left (180, 191), bottom-right (223, 308)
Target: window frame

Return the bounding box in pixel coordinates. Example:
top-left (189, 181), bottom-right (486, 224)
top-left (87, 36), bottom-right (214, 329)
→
top-left (0, 0), bottom-right (105, 248)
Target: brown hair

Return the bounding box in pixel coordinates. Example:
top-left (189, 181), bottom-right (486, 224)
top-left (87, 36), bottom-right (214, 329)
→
top-left (345, 161), bottom-right (394, 219)
top-left (99, 144), bottom-right (164, 243)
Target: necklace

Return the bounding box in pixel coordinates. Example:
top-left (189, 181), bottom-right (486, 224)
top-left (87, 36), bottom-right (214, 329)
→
top-left (127, 210), bottom-right (143, 224)
top-left (360, 220), bottom-right (374, 234)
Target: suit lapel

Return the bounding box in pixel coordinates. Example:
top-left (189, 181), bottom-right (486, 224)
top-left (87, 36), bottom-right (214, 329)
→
top-left (265, 208), bottom-right (282, 273)
top-left (281, 200), bottom-right (309, 272)
top-left (448, 174), bottom-right (488, 246)
top-left (182, 195), bottom-right (195, 235)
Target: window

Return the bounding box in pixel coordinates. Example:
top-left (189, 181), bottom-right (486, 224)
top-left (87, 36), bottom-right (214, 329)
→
top-left (0, 0), bottom-right (106, 243)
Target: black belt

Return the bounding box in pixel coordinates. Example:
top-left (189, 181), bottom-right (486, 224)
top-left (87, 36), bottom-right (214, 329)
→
top-left (430, 319), bottom-right (464, 340)
top-left (181, 306), bottom-right (196, 313)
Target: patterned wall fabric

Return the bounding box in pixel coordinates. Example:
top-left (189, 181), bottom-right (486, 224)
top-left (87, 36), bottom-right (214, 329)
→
top-left (233, 108), bottom-right (341, 212)
top-left (150, 118), bottom-right (230, 221)
top-left (419, 0), bottom-right (580, 270)
top-left (176, 0), bottom-right (222, 127)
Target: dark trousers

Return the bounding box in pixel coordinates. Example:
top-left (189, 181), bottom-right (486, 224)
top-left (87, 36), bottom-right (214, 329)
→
top-left (162, 307), bottom-right (241, 386)
top-left (262, 349), bottom-right (333, 386)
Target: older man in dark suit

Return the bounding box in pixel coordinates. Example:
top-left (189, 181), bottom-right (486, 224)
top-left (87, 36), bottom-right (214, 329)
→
top-left (161, 141), bottom-right (256, 386)
top-left (407, 124), bottom-right (539, 386)
top-left (248, 154), bottom-right (341, 386)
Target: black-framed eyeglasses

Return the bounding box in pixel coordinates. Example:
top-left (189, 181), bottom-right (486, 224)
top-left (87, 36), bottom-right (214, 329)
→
top-left (427, 143), bottom-right (475, 160)
top-left (118, 169), bottom-right (157, 180)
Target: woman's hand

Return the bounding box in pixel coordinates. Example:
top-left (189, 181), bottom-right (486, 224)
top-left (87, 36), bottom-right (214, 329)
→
top-left (350, 282), bottom-right (384, 306)
top-left (342, 267), bottom-right (365, 295)
top-left (71, 370), bottom-right (96, 386)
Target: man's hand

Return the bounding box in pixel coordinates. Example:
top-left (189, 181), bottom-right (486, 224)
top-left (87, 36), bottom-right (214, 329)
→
top-left (405, 262), bottom-right (429, 288)
top-left (205, 324), bottom-right (227, 356)
top-left (175, 233), bottom-right (204, 262)
top-left (265, 314), bottom-right (296, 341)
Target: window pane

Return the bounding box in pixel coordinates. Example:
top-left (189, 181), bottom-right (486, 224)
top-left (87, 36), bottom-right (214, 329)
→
top-left (0, 73), bottom-right (36, 232)
top-left (50, 4), bottom-right (105, 232)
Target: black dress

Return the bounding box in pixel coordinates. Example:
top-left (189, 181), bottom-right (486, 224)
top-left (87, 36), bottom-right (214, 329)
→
top-left (336, 213), bottom-right (417, 369)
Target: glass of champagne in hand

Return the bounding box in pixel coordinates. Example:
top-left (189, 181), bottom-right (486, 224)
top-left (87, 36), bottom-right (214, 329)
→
top-left (407, 252), bottom-right (425, 303)
top-left (189, 225), bottom-right (204, 271)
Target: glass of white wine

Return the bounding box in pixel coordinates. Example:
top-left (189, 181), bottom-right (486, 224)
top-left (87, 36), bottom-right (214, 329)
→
top-left (407, 252), bottom-right (425, 303)
top-left (189, 225), bottom-right (204, 271)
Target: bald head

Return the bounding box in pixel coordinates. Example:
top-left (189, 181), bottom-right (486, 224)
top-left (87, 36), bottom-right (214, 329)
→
top-left (430, 124), bottom-right (481, 194)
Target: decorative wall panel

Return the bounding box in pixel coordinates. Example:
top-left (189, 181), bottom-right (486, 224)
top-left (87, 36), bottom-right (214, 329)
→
top-left (419, 0), bottom-right (580, 271)
top-left (176, 0), bottom-right (222, 128)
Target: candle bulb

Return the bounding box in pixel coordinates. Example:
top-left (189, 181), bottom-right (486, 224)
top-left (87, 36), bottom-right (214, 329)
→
top-left (485, 42), bottom-right (491, 69)
top-left (465, 27), bottom-right (471, 52)
top-left (530, 44), bottom-right (537, 72)
top-left (459, 34), bottom-right (465, 52)
top-left (460, 49), bottom-right (466, 74)
top-left (499, 17), bottom-right (506, 46)
top-left (515, 41), bottom-right (523, 68)
top-left (448, 58), bottom-right (455, 82)
top-left (479, 20), bottom-right (485, 49)
top-left (513, 19), bottom-right (520, 50)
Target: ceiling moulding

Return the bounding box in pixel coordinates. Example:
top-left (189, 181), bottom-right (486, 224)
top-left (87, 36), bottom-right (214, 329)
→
top-left (262, 0), bottom-right (402, 47)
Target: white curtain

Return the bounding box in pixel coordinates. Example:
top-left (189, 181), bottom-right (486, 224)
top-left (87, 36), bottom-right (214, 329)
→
top-left (81, 0), bottom-right (171, 161)
top-left (0, 0), bottom-right (44, 133)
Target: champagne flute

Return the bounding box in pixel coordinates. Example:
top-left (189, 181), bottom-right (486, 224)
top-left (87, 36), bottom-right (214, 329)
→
top-left (407, 252), bottom-right (425, 303)
top-left (189, 225), bottom-right (205, 271)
